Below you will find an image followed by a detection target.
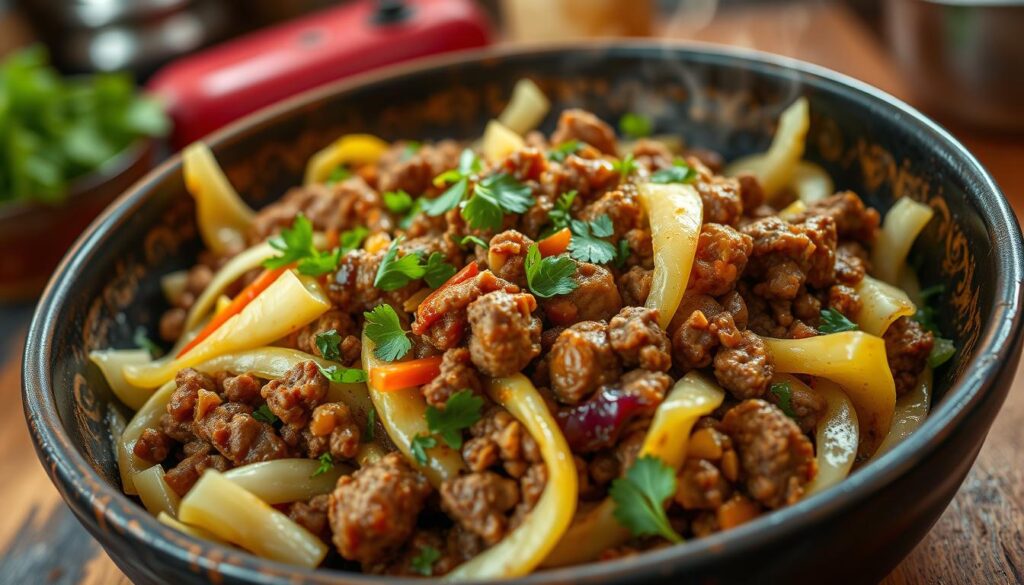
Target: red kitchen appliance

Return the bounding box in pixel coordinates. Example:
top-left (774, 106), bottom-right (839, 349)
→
top-left (148, 0), bottom-right (492, 148)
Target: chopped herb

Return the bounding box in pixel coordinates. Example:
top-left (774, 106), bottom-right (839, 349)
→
top-left (311, 453), bottom-right (334, 477)
top-left (425, 390), bottom-right (484, 449)
top-left (929, 337), bottom-right (956, 368)
top-left (402, 140), bottom-right (422, 159)
top-left (383, 190), bottom-right (414, 214)
top-left (769, 382), bottom-right (796, 418)
top-left (548, 139), bottom-right (582, 162)
top-left (374, 237), bottom-right (427, 291)
top-left (326, 166), bottom-right (351, 185)
top-left (410, 545), bottom-right (441, 576)
top-left (818, 308), bottom-right (859, 334)
top-left (920, 284), bottom-right (945, 302)
top-left (339, 226), bottom-right (369, 254)
top-left (612, 153), bottom-right (637, 182)
top-left (133, 327), bottom-right (163, 358)
top-left (610, 455), bottom-right (683, 543)
top-left (364, 304), bottom-right (412, 362)
top-left (423, 149), bottom-right (481, 216)
top-left (423, 252), bottom-right (457, 288)
top-left (252, 404), bottom-right (278, 425)
top-left (398, 199), bottom-right (423, 231)
top-left (410, 434), bottom-right (437, 466)
top-left (364, 406), bottom-right (376, 442)
top-left (461, 172), bottom-right (535, 231)
top-left (613, 238), bottom-right (631, 269)
top-left (315, 329), bottom-right (342, 361)
top-left (318, 364), bottom-right (369, 384)
top-left (547, 190), bottom-right (577, 233)
top-left (263, 214), bottom-right (342, 276)
top-left (568, 215), bottom-right (617, 264)
top-left (524, 243), bottom-right (578, 299)
top-left (650, 159), bottom-right (698, 184)
top-left (458, 234), bottom-right (489, 250)
top-left (619, 112), bottom-right (653, 139)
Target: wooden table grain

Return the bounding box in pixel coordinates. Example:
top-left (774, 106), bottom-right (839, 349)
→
top-left (1, 2), bottom-right (1021, 584)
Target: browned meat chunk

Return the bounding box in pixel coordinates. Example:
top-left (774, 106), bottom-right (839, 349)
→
top-left (250, 176), bottom-right (388, 242)
top-left (163, 442), bottom-right (230, 497)
top-left (543, 155), bottom-right (620, 204)
top-left (713, 330), bottom-right (774, 399)
top-left (260, 360), bottom-right (329, 428)
top-left (462, 407), bottom-right (542, 478)
top-left (467, 290), bottom-right (542, 377)
top-left (329, 453), bottom-right (432, 565)
top-left (329, 248), bottom-right (426, 316)
top-left (608, 306), bottom-right (671, 372)
top-left (742, 215), bottom-right (838, 299)
top-left (675, 458), bottom-right (733, 510)
top-left (736, 173), bottom-right (765, 211)
top-left (167, 368), bottom-right (215, 422)
top-left (377, 140), bottom-right (462, 196)
top-left (617, 266), bottom-right (653, 306)
top-left (690, 223), bottom-right (752, 296)
top-left (669, 294), bottom-right (742, 371)
top-left (799, 191), bottom-right (880, 243)
top-left (694, 174), bottom-right (744, 227)
top-left (487, 230), bottom-right (534, 288)
top-left (288, 494), bottom-right (331, 542)
top-left (549, 321), bottom-right (622, 404)
top-left (551, 108), bottom-right (618, 155)
top-left (159, 308), bottom-right (187, 342)
top-left (720, 399), bottom-right (816, 509)
top-left (295, 402), bottom-right (362, 460)
top-left (422, 347), bottom-right (482, 409)
top-left (828, 284), bottom-right (861, 319)
top-left (883, 316), bottom-right (935, 396)
top-left (541, 261), bottom-right (622, 326)
top-left (132, 428), bottom-right (173, 463)
top-left (220, 373), bottom-right (262, 406)
top-left (440, 472), bottom-right (520, 546)
top-left (193, 390), bottom-right (290, 464)
top-left (412, 270), bottom-right (519, 351)
top-left (834, 241), bottom-right (868, 285)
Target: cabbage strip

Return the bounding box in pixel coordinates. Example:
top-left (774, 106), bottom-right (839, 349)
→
top-left (304, 134), bottom-right (388, 186)
top-left (223, 459), bottom-right (350, 504)
top-left (639, 182), bottom-right (703, 329)
top-left (854, 275), bottom-right (916, 337)
top-left (875, 367), bottom-right (933, 457)
top-left (183, 143), bottom-right (254, 255)
top-left (725, 98), bottom-right (809, 200)
top-left (873, 197), bottom-right (934, 285)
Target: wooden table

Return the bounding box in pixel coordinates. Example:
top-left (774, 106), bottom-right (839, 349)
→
top-left (1, 2), bottom-right (1021, 583)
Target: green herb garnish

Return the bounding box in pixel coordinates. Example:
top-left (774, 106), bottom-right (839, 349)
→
top-left (326, 166), bottom-right (351, 185)
top-left (315, 329), bottom-right (342, 360)
top-left (410, 545), bottom-right (441, 576)
top-left (548, 140), bottom-right (582, 162)
top-left (457, 234), bottom-right (490, 250)
top-left (568, 214), bottom-right (616, 264)
top-left (618, 112), bottom-right (653, 139)
top-left (613, 239), bottom-right (631, 269)
top-left (461, 172), bottom-right (535, 231)
top-left (769, 382), bottom-right (796, 418)
top-left (133, 327), bottom-right (163, 358)
top-left (929, 337), bottom-right (956, 368)
top-left (912, 284), bottom-right (957, 368)
top-left (818, 308), bottom-right (859, 334)
top-left (650, 159), bottom-right (698, 184)
top-left (263, 214), bottom-right (342, 276)
top-left (422, 149), bottom-right (480, 216)
top-left (311, 453), bottom-right (334, 477)
top-left (383, 189), bottom-right (414, 214)
top-left (252, 404), bottom-right (278, 425)
top-left (524, 243), bottom-right (578, 299)
top-left (410, 434), bottom-right (437, 466)
top-left (547, 190), bottom-right (577, 234)
top-left (423, 252), bottom-right (457, 289)
top-left (317, 364), bottom-right (368, 384)
top-left (424, 390), bottom-right (484, 450)
top-left (612, 153), bottom-right (637, 182)
top-left (364, 406), bottom-right (376, 443)
top-left (363, 304), bottom-right (412, 362)
top-left (374, 236), bottom-right (426, 291)
top-left (339, 226), bottom-right (369, 254)
top-left (609, 455), bottom-right (683, 543)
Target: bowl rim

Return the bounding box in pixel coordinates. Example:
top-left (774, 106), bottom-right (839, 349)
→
top-left (22, 39), bottom-right (1024, 585)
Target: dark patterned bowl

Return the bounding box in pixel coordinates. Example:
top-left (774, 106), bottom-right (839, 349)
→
top-left (22, 43), bottom-right (1024, 585)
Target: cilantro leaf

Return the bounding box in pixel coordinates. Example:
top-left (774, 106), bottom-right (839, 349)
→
top-left (297, 248), bottom-right (341, 276)
top-left (383, 190), bottom-right (414, 214)
top-left (612, 153), bottom-right (637, 182)
top-left (318, 364), bottom-right (368, 384)
top-left (326, 166), bottom-right (351, 185)
top-left (374, 237), bottom-right (426, 291)
top-left (547, 190), bottom-right (577, 233)
top-left (421, 177), bottom-right (467, 217)
top-left (610, 455), bottom-right (683, 543)
top-left (818, 308), bottom-right (858, 334)
top-left (548, 139), bottom-right (582, 162)
top-left (364, 304), bottom-right (412, 362)
top-left (929, 337), bottom-right (956, 368)
top-left (263, 214), bottom-right (343, 275)
top-left (462, 173), bottom-right (535, 231)
top-left (311, 453), bottom-right (334, 477)
top-left (315, 329), bottom-right (342, 360)
top-left (410, 434), bottom-right (437, 466)
top-left (619, 112), bottom-right (653, 139)
top-left (133, 327), bottom-right (163, 358)
top-left (568, 216), bottom-right (617, 264)
top-left (411, 545), bottom-right (441, 576)
top-left (458, 234), bottom-right (489, 250)
top-left (423, 252), bottom-right (457, 289)
top-left (425, 390), bottom-right (484, 449)
top-left (524, 243), bottom-right (578, 299)
top-left (402, 141), bottom-right (422, 160)
top-left (650, 159), bottom-right (697, 184)
top-left (339, 226), bottom-right (369, 254)
top-left (912, 285), bottom-right (956, 368)
top-left (613, 239), bottom-right (631, 269)
top-left (252, 404), bottom-right (278, 425)
top-left (364, 406), bottom-right (376, 443)
top-left (769, 382), bottom-right (796, 418)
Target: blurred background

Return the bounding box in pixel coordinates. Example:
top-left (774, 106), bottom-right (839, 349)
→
top-left (0, 0), bottom-right (1021, 583)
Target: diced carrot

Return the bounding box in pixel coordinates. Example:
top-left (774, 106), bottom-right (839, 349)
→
top-left (537, 227), bottom-right (571, 257)
top-left (717, 495), bottom-right (760, 530)
top-left (370, 356), bottom-right (445, 391)
top-left (411, 262), bottom-right (480, 335)
top-left (176, 265), bottom-right (289, 358)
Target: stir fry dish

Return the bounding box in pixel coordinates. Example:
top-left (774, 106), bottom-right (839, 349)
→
top-left (92, 80), bottom-right (955, 578)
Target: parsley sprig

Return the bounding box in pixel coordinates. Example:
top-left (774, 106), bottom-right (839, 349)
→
top-left (818, 308), bottom-right (858, 334)
top-left (252, 404), bottom-right (278, 425)
top-left (411, 545), bottom-right (441, 576)
top-left (619, 112), bottom-right (653, 139)
top-left (547, 190), bottom-right (577, 234)
top-left (610, 455), bottom-right (683, 543)
top-left (317, 364), bottom-right (369, 384)
top-left (425, 390), bottom-right (483, 449)
top-left (912, 284), bottom-right (957, 368)
top-left (374, 237), bottom-right (426, 291)
top-left (383, 190), bottom-right (414, 214)
top-left (315, 329), bottom-right (342, 360)
top-left (410, 434), bottom-right (437, 466)
top-left (311, 453), bottom-right (334, 477)
top-left (424, 149), bottom-right (536, 231)
top-left (547, 140), bottom-right (582, 162)
top-left (457, 234), bottom-right (489, 251)
top-left (364, 304), bottom-right (412, 362)
top-left (423, 252), bottom-right (457, 288)
top-left (769, 382), bottom-right (796, 418)
top-left (650, 159), bottom-right (698, 185)
top-left (612, 153), bottom-right (637, 182)
top-left (568, 214), bottom-right (616, 264)
top-left (524, 243), bottom-right (578, 299)
top-left (263, 214), bottom-right (345, 276)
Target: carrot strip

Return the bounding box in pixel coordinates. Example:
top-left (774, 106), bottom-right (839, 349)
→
top-left (537, 227), bottom-right (571, 257)
top-left (411, 262), bottom-right (480, 335)
top-left (176, 265), bottom-right (289, 358)
top-left (370, 356), bottom-right (444, 391)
